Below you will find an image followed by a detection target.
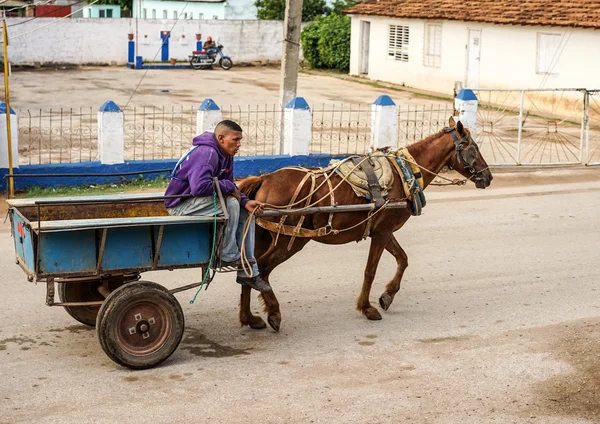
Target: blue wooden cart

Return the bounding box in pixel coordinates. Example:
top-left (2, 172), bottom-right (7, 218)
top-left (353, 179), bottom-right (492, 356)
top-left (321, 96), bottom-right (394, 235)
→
top-left (7, 191), bottom-right (228, 369)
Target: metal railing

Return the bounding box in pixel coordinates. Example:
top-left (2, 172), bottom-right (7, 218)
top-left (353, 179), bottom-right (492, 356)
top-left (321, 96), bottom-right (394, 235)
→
top-left (472, 89), bottom-right (591, 165)
top-left (18, 108), bottom-right (97, 165)
top-left (221, 104), bottom-right (281, 156)
top-left (397, 103), bottom-right (455, 147)
top-left (310, 103), bottom-right (371, 155)
top-left (123, 106), bottom-right (196, 161)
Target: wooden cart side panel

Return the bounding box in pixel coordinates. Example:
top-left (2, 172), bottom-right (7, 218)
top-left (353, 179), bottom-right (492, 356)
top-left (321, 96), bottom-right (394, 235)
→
top-left (10, 208), bottom-right (36, 277)
top-left (153, 223), bottom-right (212, 268)
top-left (38, 230), bottom-right (97, 275)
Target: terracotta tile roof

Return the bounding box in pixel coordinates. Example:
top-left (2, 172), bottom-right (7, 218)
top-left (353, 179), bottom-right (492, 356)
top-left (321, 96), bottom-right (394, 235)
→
top-left (343, 0), bottom-right (600, 29)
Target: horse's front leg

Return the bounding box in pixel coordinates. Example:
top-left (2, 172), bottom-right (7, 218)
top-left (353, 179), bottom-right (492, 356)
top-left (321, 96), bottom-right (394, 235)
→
top-left (239, 285), bottom-right (267, 329)
top-left (379, 235), bottom-right (408, 311)
top-left (357, 233), bottom-right (391, 320)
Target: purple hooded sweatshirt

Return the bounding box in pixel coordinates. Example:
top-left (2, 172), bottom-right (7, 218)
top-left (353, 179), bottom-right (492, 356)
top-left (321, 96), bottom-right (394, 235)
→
top-left (164, 132), bottom-right (249, 209)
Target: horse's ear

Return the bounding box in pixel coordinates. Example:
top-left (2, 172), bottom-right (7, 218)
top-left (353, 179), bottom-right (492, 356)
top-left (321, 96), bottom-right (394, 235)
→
top-left (448, 116), bottom-right (456, 127)
top-left (457, 120), bottom-right (464, 135)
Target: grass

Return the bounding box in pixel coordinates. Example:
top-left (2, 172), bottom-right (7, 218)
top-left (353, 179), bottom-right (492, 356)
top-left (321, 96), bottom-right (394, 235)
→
top-left (18, 176), bottom-right (169, 198)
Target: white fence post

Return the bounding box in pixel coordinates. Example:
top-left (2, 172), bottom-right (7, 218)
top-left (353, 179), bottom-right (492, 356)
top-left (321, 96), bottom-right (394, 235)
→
top-left (454, 89), bottom-right (478, 140)
top-left (0, 103), bottom-right (19, 169)
top-left (370, 95), bottom-right (398, 149)
top-left (283, 97), bottom-right (311, 156)
top-left (196, 99), bottom-right (222, 135)
top-left (98, 101), bottom-right (124, 164)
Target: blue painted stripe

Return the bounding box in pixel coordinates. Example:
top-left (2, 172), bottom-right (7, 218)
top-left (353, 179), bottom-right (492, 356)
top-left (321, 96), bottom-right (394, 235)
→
top-left (0, 103), bottom-right (16, 115)
top-left (0, 154), bottom-right (341, 191)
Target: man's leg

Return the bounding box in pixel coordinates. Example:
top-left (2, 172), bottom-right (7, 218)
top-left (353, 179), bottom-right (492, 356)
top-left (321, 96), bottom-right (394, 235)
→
top-left (235, 208), bottom-right (271, 292)
top-left (220, 196), bottom-right (241, 263)
top-left (236, 208), bottom-right (260, 278)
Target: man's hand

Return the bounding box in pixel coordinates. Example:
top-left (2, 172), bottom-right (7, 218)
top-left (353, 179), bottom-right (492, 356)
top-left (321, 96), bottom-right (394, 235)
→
top-left (244, 200), bottom-right (264, 215)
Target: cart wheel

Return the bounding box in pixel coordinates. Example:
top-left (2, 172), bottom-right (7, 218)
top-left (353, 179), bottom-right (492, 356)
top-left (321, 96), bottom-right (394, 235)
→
top-left (58, 275), bottom-right (137, 327)
top-left (96, 281), bottom-right (184, 370)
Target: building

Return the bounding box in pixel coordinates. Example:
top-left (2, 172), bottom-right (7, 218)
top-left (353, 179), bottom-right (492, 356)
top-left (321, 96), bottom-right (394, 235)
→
top-left (0, 0), bottom-right (28, 17)
top-left (131, 0), bottom-right (257, 21)
top-left (344, 0), bottom-right (600, 93)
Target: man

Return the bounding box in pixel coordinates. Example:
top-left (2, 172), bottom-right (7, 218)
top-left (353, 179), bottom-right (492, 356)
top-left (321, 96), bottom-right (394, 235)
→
top-left (203, 36), bottom-right (216, 51)
top-left (164, 120), bottom-right (272, 293)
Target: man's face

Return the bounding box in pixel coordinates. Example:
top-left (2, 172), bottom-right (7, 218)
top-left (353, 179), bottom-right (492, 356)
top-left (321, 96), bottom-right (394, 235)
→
top-left (217, 130), bottom-right (242, 156)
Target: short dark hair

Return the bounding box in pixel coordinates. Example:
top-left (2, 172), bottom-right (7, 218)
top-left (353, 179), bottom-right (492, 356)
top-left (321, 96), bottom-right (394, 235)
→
top-left (215, 120), bottom-right (243, 134)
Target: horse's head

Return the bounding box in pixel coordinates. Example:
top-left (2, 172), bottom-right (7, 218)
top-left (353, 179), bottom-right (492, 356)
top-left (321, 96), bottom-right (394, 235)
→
top-left (445, 117), bottom-right (493, 189)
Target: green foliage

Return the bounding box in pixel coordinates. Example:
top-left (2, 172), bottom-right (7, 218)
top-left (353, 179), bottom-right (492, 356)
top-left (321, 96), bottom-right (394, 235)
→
top-left (95, 0), bottom-right (132, 11)
top-left (301, 13), bottom-right (351, 72)
top-left (21, 175), bottom-right (169, 198)
top-left (255, 0), bottom-right (330, 21)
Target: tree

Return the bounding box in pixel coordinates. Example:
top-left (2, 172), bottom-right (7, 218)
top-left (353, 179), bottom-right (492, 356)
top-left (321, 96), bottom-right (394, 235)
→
top-left (300, 12), bottom-right (352, 71)
top-left (255, 0), bottom-right (330, 21)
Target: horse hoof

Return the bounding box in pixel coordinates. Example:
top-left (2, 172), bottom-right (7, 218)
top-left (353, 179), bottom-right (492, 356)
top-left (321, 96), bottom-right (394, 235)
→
top-left (249, 316), bottom-right (267, 330)
top-left (379, 293), bottom-right (393, 311)
top-left (267, 315), bottom-right (281, 332)
top-left (364, 307), bottom-right (382, 321)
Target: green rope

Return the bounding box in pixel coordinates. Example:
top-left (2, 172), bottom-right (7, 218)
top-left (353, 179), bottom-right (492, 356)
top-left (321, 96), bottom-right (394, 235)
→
top-left (190, 192), bottom-right (218, 304)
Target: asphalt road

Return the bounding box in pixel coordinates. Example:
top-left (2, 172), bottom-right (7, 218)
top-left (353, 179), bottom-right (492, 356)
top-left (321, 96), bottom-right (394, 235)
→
top-left (1, 168), bottom-right (599, 424)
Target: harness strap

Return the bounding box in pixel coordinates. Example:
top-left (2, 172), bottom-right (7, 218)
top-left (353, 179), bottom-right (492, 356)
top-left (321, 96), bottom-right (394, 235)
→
top-left (287, 172), bottom-right (316, 251)
top-left (273, 171), bottom-right (312, 247)
top-left (352, 157), bottom-right (385, 209)
top-left (256, 218), bottom-right (331, 238)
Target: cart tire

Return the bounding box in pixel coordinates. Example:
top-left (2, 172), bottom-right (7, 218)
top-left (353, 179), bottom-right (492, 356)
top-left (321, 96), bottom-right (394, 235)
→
top-left (219, 57), bottom-right (233, 70)
top-left (96, 281), bottom-right (184, 370)
top-left (58, 275), bottom-right (136, 327)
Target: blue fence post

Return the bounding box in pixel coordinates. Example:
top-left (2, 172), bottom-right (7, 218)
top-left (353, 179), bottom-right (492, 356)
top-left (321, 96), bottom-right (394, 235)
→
top-left (283, 97), bottom-right (311, 156)
top-left (196, 99), bottom-right (222, 134)
top-left (370, 95), bottom-right (398, 149)
top-left (98, 101), bottom-right (124, 164)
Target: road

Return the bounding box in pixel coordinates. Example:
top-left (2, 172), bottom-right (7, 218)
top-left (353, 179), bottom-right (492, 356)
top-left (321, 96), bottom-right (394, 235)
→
top-left (1, 168), bottom-right (599, 424)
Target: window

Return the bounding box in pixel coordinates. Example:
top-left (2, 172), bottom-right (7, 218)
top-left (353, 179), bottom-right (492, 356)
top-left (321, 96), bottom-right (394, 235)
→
top-left (173, 11), bottom-right (177, 19)
top-left (198, 13), bottom-right (204, 19)
top-left (424, 23), bottom-right (442, 67)
top-left (388, 25), bottom-right (409, 62)
top-left (142, 8), bottom-right (147, 19)
top-left (183, 12), bottom-right (187, 19)
top-left (151, 9), bottom-right (156, 19)
top-left (163, 10), bottom-right (167, 19)
top-left (213, 15), bottom-right (219, 19)
top-left (106, 9), bottom-right (112, 17)
top-left (537, 33), bottom-right (561, 74)
top-left (189, 12), bottom-right (193, 19)
top-left (99, 9), bottom-right (105, 17)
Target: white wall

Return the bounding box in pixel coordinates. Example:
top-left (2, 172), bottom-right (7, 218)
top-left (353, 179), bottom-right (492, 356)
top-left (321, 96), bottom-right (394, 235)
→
top-left (350, 15), bottom-right (600, 94)
top-left (131, 0), bottom-right (257, 20)
top-left (6, 18), bottom-right (287, 65)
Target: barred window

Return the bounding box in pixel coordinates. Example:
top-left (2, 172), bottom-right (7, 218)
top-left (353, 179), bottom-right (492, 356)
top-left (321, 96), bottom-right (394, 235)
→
top-left (388, 25), bottom-right (409, 62)
top-left (537, 33), bottom-right (561, 74)
top-left (424, 23), bottom-right (442, 67)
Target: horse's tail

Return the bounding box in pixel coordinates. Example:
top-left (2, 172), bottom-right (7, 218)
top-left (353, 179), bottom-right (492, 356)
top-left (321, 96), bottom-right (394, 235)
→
top-left (238, 175), bottom-right (264, 200)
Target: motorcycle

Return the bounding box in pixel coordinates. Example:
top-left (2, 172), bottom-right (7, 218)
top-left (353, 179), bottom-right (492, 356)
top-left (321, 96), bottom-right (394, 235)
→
top-left (188, 45), bottom-right (233, 70)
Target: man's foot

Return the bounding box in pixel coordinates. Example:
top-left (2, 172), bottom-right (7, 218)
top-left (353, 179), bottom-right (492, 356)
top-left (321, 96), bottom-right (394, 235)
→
top-left (236, 276), bottom-right (272, 293)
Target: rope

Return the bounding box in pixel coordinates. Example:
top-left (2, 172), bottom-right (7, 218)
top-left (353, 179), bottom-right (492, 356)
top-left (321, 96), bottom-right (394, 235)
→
top-left (189, 192), bottom-right (218, 304)
top-left (399, 156), bottom-right (468, 186)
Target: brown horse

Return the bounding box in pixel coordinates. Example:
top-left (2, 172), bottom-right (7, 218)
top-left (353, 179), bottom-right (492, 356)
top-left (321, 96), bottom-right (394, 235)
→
top-left (238, 118), bottom-right (493, 331)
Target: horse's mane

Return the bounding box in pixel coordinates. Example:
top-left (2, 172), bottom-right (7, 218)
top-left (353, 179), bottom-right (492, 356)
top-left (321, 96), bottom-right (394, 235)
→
top-left (405, 128), bottom-right (445, 156)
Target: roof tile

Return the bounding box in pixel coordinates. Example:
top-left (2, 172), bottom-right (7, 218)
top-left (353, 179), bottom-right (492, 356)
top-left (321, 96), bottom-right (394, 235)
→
top-left (344, 0), bottom-right (600, 29)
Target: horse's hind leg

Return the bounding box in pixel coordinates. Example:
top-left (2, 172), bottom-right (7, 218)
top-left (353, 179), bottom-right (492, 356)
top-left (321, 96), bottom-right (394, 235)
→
top-left (257, 236), bottom-right (311, 332)
top-left (379, 235), bottom-right (408, 312)
top-left (357, 233), bottom-right (390, 320)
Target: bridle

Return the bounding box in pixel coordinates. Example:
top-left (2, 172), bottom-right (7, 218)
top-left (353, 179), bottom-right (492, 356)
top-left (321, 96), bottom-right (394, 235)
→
top-left (443, 126), bottom-right (489, 183)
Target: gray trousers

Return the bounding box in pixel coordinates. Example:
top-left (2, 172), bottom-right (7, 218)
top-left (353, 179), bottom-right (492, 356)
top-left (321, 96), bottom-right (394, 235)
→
top-left (168, 196), bottom-right (259, 278)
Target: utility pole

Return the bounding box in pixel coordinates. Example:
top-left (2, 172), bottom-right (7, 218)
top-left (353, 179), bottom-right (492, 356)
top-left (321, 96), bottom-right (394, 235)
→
top-left (2, 20), bottom-right (14, 197)
top-left (279, 0), bottom-right (303, 154)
